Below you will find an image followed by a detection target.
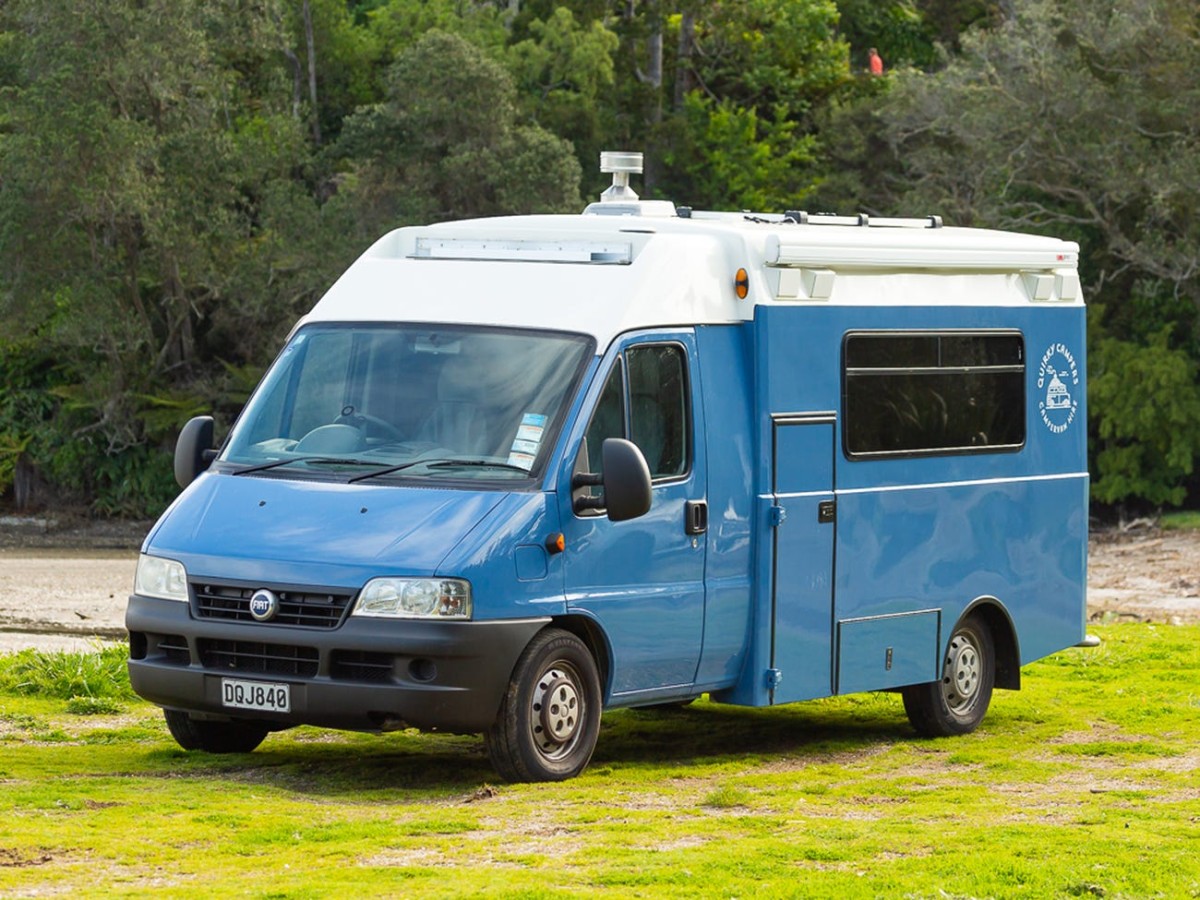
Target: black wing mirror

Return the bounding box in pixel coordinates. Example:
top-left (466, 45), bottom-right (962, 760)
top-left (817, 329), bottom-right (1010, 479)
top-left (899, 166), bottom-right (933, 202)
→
top-left (174, 416), bottom-right (217, 489)
top-left (571, 438), bottom-right (652, 522)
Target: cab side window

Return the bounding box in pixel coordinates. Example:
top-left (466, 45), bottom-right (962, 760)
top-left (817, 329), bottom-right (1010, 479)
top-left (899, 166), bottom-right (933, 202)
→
top-left (628, 345), bottom-right (688, 478)
top-left (575, 344), bottom-right (689, 505)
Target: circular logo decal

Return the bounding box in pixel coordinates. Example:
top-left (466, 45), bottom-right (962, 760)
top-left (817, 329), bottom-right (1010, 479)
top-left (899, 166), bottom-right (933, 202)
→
top-left (1037, 342), bottom-right (1079, 434)
top-left (248, 589), bottom-right (280, 622)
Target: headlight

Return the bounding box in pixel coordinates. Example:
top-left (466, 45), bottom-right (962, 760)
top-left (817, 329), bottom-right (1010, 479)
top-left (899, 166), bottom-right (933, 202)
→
top-left (135, 554), bottom-right (189, 602)
top-left (353, 578), bottom-right (472, 620)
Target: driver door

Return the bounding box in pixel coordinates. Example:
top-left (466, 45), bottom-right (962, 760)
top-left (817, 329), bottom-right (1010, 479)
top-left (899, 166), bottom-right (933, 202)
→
top-left (559, 332), bottom-right (708, 698)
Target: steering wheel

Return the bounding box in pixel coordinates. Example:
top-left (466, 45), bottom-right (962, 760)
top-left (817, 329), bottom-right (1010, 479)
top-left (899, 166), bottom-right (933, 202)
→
top-left (334, 406), bottom-right (404, 442)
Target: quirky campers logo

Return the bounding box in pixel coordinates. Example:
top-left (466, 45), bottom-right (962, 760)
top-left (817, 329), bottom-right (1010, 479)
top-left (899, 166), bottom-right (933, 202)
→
top-left (1037, 343), bottom-right (1079, 434)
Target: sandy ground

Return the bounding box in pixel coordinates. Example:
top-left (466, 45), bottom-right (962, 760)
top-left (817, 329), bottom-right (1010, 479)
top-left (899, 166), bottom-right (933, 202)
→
top-left (0, 515), bottom-right (1196, 654)
top-left (0, 516), bottom-right (150, 654)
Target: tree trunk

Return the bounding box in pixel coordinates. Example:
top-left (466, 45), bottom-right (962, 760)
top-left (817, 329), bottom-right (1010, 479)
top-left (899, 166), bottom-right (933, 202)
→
top-left (644, 2), bottom-right (663, 192)
top-left (673, 8), bottom-right (695, 111)
top-left (303, 0), bottom-right (321, 145)
top-left (646, 16), bottom-right (662, 123)
top-left (283, 47), bottom-right (303, 120)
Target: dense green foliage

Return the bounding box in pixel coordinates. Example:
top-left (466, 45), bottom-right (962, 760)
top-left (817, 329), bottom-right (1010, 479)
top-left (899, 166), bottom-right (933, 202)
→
top-left (1, 0), bottom-right (1197, 515)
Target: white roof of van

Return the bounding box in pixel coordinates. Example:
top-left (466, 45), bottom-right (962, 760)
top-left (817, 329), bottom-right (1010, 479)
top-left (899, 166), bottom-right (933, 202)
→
top-left (302, 206), bottom-right (1082, 346)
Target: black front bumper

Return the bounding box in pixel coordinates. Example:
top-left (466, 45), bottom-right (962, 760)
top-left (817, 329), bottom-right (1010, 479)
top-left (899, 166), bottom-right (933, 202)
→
top-left (126, 594), bottom-right (548, 734)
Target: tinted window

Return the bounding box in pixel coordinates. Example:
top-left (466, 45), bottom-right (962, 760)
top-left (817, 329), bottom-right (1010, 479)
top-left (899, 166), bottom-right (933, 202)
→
top-left (844, 332), bottom-right (1025, 457)
top-left (628, 345), bottom-right (688, 479)
top-left (575, 343), bottom-right (690, 500)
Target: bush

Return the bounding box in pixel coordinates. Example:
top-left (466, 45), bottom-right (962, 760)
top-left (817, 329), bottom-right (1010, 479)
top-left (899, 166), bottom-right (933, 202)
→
top-left (0, 645), bottom-right (134, 705)
top-left (1090, 328), bottom-right (1200, 508)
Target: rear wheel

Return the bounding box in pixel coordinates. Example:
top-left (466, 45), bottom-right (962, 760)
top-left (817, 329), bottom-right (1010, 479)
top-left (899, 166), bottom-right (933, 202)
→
top-left (163, 709), bottom-right (270, 754)
top-left (902, 615), bottom-right (995, 737)
top-left (485, 629), bottom-right (601, 782)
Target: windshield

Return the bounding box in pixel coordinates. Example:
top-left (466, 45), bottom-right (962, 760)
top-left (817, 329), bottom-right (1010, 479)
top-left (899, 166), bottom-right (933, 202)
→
top-left (220, 324), bottom-right (593, 483)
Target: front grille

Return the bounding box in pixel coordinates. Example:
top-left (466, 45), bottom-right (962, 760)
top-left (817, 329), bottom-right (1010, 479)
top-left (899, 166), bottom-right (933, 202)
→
top-left (331, 650), bottom-right (396, 682)
top-left (193, 581), bottom-right (355, 629)
top-left (198, 638), bottom-right (318, 677)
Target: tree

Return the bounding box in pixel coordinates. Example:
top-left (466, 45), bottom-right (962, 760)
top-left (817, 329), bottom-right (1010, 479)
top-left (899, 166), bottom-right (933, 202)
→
top-left (1090, 327), bottom-right (1200, 509)
top-left (835, 0), bottom-right (938, 72)
top-left (278, 0), bottom-right (385, 145)
top-left (507, 7), bottom-right (620, 193)
top-left (337, 30), bottom-right (583, 229)
top-left (658, 95), bottom-right (821, 211)
top-left (879, 0), bottom-right (1200, 316)
top-left (606, 0), bottom-right (850, 207)
top-left (0, 0), bottom-right (330, 513)
top-left (818, 0), bottom-right (1200, 506)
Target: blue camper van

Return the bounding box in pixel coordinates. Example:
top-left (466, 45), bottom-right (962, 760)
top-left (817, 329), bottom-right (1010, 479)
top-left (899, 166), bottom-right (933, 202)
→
top-left (127, 153), bottom-right (1088, 782)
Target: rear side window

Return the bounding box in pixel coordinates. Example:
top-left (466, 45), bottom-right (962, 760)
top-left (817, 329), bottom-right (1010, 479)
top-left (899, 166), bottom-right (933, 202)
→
top-left (843, 331), bottom-right (1025, 457)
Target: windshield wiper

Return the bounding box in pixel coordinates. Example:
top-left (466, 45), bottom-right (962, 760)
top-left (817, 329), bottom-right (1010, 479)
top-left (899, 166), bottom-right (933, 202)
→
top-left (345, 459), bottom-right (430, 484)
top-left (230, 456), bottom-right (382, 476)
top-left (426, 459), bottom-right (533, 474)
top-left (347, 458), bottom-right (532, 484)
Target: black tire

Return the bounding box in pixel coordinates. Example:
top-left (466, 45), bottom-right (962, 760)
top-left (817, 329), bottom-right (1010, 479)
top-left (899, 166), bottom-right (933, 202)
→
top-left (902, 615), bottom-right (995, 737)
top-left (163, 709), bottom-right (270, 754)
top-left (485, 629), bottom-right (602, 782)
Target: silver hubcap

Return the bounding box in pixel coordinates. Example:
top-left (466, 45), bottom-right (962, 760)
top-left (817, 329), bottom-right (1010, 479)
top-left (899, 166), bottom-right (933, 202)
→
top-left (530, 664), bottom-right (583, 760)
top-left (942, 631), bottom-right (982, 714)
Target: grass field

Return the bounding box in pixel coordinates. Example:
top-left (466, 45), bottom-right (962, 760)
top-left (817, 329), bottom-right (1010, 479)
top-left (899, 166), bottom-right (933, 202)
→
top-left (2, 624), bottom-right (1198, 898)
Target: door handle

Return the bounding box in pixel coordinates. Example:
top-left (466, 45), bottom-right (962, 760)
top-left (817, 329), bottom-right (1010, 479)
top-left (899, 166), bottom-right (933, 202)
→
top-left (685, 500), bottom-right (708, 535)
top-left (818, 500), bottom-right (836, 524)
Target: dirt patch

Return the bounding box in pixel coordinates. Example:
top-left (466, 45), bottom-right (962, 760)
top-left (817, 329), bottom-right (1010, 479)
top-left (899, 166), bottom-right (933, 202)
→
top-left (0, 848), bottom-right (53, 868)
top-left (1087, 527), bottom-right (1200, 624)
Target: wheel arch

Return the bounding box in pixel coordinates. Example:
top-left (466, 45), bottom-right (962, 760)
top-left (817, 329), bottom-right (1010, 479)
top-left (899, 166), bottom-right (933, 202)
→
top-left (958, 596), bottom-right (1020, 690)
top-left (549, 613), bottom-right (613, 701)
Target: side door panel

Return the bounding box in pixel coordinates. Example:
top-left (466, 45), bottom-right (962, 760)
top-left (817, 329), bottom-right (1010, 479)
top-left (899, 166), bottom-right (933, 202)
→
top-left (560, 333), bottom-right (708, 697)
top-left (770, 415), bottom-right (836, 704)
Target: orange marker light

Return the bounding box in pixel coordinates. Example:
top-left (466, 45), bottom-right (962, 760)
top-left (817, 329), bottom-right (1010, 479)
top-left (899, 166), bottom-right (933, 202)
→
top-left (545, 533), bottom-right (566, 554)
top-left (735, 268), bottom-right (750, 300)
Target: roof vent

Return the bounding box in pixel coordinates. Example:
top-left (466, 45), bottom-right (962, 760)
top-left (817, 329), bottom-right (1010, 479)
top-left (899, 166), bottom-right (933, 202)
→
top-left (599, 151), bottom-right (643, 203)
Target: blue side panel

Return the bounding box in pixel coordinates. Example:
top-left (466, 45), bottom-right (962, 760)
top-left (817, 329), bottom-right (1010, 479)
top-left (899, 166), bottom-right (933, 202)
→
top-left (693, 325), bottom-right (756, 688)
top-left (719, 298), bottom-right (1087, 706)
top-left (837, 610), bottom-right (940, 694)
top-left (770, 420), bottom-right (836, 703)
top-left (835, 476), bottom-right (1087, 664)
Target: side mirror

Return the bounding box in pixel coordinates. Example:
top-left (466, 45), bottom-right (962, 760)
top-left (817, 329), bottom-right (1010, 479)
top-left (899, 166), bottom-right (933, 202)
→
top-left (175, 416), bottom-right (216, 489)
top-left (599, 438), bottom-right (652, 522)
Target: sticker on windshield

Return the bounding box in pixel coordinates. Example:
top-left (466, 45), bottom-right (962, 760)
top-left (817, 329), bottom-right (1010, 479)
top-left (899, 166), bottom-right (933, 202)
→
top-left (508, 413), bottom-right (547, 470)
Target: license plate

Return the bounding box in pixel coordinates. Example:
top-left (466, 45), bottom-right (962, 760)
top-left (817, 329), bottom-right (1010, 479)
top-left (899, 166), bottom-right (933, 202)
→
top-left (221, 678), bottom-right (290, 713)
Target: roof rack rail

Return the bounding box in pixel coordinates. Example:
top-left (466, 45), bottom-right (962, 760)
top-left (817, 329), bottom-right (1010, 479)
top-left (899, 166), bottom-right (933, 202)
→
top-left (781, 211), bottom-right (943, 229)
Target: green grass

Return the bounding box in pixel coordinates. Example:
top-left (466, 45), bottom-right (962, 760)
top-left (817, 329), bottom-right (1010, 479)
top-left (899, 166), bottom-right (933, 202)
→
top-left (1160, 509), bottom-right (1200, 531)
top-left (2, 625), bottom-right (1199, 898)
top-left (0, 644), bottom-right (134, 704)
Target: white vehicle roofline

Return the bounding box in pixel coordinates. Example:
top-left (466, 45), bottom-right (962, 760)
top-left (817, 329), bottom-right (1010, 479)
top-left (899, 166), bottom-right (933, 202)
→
top-left (301, 208), bottom-right (1082, 346)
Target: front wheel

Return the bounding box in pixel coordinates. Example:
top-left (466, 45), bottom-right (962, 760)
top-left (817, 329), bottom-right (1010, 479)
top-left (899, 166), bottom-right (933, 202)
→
top-left (902, 616), bottom-right (995, 737)
top-left (485, 629), bottom-right (602, 782)
top-left (163, 709), bottom-right (270, 753)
